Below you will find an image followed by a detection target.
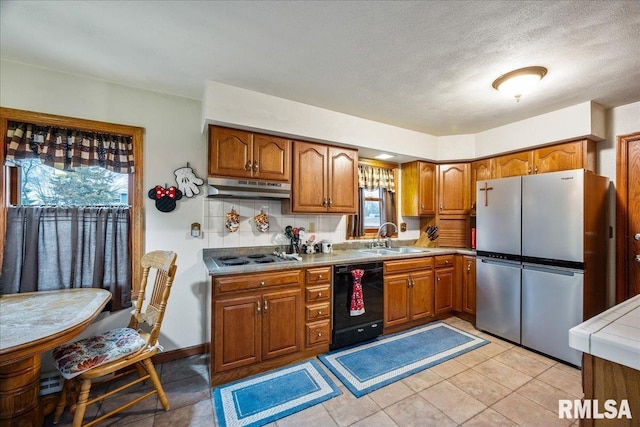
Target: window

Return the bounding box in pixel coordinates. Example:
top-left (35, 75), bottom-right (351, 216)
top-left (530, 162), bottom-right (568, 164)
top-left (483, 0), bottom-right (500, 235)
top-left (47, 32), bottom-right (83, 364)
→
top-left (19, 159), bottom-right (128, 206)
top-left (363, 188), bottom-right (382, 232)
top-left (346, 160), bottom-right (398, 239)
top-left (0, 107), bottom-right (144, 304)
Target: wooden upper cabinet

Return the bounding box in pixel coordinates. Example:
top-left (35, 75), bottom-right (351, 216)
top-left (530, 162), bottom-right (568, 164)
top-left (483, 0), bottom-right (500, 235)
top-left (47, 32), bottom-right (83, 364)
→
top-left (495, 151), bottom-right (533, 178)
top-left (470, 159), bottom-right (493, 214)
top-left (401, 161), bottom-right (436, 216)
top-left (208, 126), bottom-right (290, 182)
top-left (253, 134), bottom-right (290, 181)
top-left (533, 140), bottom-right (596, 174)
top-left (290, 141), bottom-right (357, 214)
top-left (438, 163), bottom-right (470, 215)
top-left (495, 140), bottom-right (596, 178)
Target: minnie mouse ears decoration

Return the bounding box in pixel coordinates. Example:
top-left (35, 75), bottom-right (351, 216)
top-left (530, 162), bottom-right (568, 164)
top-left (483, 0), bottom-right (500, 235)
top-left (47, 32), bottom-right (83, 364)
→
top-left (148, 185), bottom-right (183, 212)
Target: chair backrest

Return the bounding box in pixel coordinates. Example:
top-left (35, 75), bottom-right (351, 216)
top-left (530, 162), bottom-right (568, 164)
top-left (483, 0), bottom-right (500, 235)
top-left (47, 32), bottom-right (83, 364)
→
top-left (128, 250), bottom-right (178, 347)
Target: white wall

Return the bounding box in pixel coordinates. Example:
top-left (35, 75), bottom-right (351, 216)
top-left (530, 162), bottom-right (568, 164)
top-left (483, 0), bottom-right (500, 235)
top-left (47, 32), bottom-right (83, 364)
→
top-left (0, 61), bottom-right (210, 364)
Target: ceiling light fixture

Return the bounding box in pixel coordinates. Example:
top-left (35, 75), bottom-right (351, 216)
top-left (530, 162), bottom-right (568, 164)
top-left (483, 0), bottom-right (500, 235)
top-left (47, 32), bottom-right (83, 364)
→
top-left (375, 153), bottom-right (394, 160)
top-left (492, 66), bottom-right (547, 101)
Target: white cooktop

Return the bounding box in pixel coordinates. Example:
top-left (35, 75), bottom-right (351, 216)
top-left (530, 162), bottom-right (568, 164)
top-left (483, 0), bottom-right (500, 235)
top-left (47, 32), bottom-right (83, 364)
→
top-left (569, 294), bottom-right (640, 370)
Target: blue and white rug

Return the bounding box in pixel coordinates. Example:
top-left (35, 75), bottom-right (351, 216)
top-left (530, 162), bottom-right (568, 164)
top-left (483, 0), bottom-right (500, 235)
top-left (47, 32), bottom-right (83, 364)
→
top-left (318, 321), bottom-right (489, 397)
top-left (213, 359), bottom-right (341, 427)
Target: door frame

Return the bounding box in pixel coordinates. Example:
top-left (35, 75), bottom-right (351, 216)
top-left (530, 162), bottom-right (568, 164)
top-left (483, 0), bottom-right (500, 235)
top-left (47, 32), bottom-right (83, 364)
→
top-left (616, 131), bottom-right (640, 303)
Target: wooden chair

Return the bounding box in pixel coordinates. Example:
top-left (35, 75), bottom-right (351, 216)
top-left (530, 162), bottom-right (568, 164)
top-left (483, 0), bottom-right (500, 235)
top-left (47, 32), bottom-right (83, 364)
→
top-left (52, 250), bottom-right (178, 427)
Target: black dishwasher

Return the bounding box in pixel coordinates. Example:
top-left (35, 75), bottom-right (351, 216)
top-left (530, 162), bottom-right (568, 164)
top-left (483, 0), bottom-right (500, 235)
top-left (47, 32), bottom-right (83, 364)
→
top-left (331, 261), bottom-right (384, 350)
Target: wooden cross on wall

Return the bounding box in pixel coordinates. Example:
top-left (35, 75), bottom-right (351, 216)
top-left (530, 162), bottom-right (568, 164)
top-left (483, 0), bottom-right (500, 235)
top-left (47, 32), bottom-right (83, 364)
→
top-left (479, 181), bottom-right (494, 206)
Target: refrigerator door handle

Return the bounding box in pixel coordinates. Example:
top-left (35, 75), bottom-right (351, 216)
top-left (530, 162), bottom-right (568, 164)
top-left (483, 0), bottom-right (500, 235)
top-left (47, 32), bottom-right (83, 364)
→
top-left (479, 258), bottom-right (521, 268)
top-left (522, 263), bottom-right (579, 276)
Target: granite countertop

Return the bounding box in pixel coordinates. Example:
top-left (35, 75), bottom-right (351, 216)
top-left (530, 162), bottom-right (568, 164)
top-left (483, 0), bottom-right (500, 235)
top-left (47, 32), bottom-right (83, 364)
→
top-left (203, 246), bottom-right (476, 276)
top-left (569, 294), bottom-right (640, 371)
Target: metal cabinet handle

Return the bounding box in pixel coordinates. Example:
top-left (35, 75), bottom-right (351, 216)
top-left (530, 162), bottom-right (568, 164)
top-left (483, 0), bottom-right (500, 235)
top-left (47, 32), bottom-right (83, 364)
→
top-left (318, 274), bottom-right (323, 279)
top-left (534, 166), bottom-right (538, 173)
top-left (317, 332), bottom-right (323, 337)
top-left (421, 204), bottom-right (425, 209)
top-left (634, 233), bottom-right (640, 241)
top-left (322, 198), bottom-right (328, 207)
top-left (328, 198), bottom-right (333, 207)
top-left (260, 281), bottom-right (265, 286)
top-left (257, 301), bottom-right (261, 313)
top-left (528, 167), bottom-right (532, 174)
top-left (635, 255), bottom-right (640, 263)
top-left (467, 263), bottom-right (471, 272)
top-left (317, 292), bottom-right (322, 297)
top-left (318, 311), bottom-right (323, 315)
top-left (245, 161), bottom-right (252, 171)
top-left (252, 161), bottom-right (259, 172)
top-left (263, 300), bottom-right (268, 313)
top-left (444, 260), bottom-right (449, 264)
top-left (439, 203), bottom-right (443, 212)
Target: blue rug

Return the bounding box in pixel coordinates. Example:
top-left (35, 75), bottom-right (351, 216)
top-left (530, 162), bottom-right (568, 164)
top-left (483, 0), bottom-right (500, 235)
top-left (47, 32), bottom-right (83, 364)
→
top-left (213, 359), bottom-right (341, 427)
top-left (318, 321), bottom-right (489, 397)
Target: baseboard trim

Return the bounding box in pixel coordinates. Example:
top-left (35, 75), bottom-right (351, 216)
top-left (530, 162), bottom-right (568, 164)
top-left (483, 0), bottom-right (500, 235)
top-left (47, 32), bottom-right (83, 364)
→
top-left (152, 343), bottom-right (207, 364)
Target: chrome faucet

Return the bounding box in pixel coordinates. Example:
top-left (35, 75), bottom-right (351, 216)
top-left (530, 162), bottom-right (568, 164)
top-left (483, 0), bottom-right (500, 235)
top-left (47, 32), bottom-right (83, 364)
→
top-left (373, 222), bottom-right (398, 248)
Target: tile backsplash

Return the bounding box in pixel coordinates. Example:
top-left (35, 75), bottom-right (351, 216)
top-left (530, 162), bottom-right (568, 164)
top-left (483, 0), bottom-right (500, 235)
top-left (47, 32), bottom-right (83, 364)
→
top-left (203, 198), bottom-right (347, 249)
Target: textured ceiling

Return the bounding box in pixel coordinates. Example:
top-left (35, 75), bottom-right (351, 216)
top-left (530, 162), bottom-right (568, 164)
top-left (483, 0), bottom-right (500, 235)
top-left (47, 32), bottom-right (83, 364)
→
top-left (1, 1), bottom-right (639, 136)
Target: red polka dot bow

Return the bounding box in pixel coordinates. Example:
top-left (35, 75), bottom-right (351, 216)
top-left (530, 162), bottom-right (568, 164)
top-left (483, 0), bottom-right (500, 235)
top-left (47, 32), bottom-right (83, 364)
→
top-left (155, 185), bottom-right (178, 199)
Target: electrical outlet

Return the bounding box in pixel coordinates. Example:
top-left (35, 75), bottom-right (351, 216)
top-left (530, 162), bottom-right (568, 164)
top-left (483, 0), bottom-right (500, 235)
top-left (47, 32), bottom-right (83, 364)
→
top-left (308, 222), bottom-right (316, 232)
top-left (400, 222), bottom-right (407, 232)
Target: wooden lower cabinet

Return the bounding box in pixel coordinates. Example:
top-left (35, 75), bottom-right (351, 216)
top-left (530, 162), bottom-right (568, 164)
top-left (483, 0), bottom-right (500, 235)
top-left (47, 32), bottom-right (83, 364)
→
top-left (434, 255), bottom-right (455, 314)
top-left (461, 255), bottom-right (476, 315)
top-left (304, 267), bottom-right (332, 349)
top-left (214, 289), bottom-right (302, 372)
top-left (384, 258), bottom-right (434, 328)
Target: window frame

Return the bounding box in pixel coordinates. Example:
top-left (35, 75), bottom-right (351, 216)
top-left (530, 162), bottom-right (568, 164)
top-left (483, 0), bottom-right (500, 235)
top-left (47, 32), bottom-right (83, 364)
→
top-left (355, 158), bottom-right (399, 239)
top-left (0, 107), bottom-right (144, 297)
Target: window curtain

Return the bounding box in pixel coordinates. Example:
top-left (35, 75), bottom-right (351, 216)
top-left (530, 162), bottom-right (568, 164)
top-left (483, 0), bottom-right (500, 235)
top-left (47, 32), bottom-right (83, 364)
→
top-left (347, 165), bottom-right (396, 238)
top-left (0, 206), bottom-right (132, 310)
top-left (5, 121), bottom-right (135, 173)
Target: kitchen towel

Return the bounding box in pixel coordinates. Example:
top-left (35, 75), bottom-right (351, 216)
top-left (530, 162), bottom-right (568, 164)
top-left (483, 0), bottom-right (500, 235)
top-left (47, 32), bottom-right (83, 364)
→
top-left (350, 269), bottom-right (365, 316)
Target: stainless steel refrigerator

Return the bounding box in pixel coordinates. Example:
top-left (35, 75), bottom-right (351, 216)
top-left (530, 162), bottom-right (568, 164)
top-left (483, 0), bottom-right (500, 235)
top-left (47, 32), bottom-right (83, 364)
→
top-left (476, 169), bottom-right (608, 366)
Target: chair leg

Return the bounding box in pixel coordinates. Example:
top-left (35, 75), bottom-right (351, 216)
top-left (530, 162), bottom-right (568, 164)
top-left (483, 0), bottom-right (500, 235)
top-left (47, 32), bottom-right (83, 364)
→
top-left (53, 379), bottom-right (70, 423)
top-left (71, 378), bottom-right (92, 427)
top-left (142, 358), bottom-right (169, 411)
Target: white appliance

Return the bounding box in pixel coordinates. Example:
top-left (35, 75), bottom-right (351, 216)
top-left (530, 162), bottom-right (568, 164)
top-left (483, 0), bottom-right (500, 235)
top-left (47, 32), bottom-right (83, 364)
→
top-left (476, 169), bottom-right (608, 366)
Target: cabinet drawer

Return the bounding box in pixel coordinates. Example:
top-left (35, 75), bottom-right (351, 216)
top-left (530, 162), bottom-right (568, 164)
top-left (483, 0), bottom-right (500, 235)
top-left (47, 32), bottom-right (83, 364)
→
top-left (215, 269), bottom-right (302, 294)
top-left (305, 302), bottom-right (331, 321)
top-left (306, 267), bottom-right (331, 285)
top-left (384, 257), bottom-right (433, 274)
top-left (434, 255), bottom-right (454, 269)
top-left (306, 321), bottom-right (330, 347)
top-left (305, 285), bottom-right (331, 303)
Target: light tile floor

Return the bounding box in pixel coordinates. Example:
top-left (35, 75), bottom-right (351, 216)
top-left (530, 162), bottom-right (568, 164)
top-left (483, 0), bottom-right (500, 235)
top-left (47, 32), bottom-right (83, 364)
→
top-left (44, 317), bottom-right (582, 426)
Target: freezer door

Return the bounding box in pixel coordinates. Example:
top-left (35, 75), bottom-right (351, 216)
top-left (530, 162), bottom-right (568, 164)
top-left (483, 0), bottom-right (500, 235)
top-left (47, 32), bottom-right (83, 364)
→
top-left (522, 264), bottom-right (583, 366)
top-left (522, 169), bottom-right (584, 263)
top-left (476, 258), bottom-right (522, 344)
top-left (476, 176), bottom-right (522, 255)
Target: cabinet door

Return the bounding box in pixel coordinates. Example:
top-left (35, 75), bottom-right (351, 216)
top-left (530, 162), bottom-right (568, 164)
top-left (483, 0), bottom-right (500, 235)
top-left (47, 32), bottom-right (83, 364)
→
top-left (209, 126), bottom-right (252, 178)
top-left (495, 151), bottom-right (533, 177)
top-left (214, 295), bottom-right (261, 372)
top-left (533, 141), bottom-right (584, 174)
top-left (291, 141), bottom-right (328, 212)
top-left (419, 162), bottom-right (437, 215)
top-left (253, 134), bottom-right (291, 181)
top-left (434, 268), bottom-right (455, 314)
top-left (409, 270), bottom-right (434, 320)
top-left (327, 146), bottom-right (358, 213)
top-left (470, 159), bottom-right (493, 214)
top-left (462, 256), bottom-right (476, 315)
top-left (438, 163), bottom-right (470, 215)
top-left (384, 274), bottom-right (410, 327)
top-left (262, 289), bottom-right (302, 360)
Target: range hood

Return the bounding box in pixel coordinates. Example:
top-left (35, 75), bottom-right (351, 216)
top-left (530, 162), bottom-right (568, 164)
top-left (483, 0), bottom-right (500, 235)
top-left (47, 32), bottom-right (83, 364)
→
top-left (207, 177), bottom-right (291, 199)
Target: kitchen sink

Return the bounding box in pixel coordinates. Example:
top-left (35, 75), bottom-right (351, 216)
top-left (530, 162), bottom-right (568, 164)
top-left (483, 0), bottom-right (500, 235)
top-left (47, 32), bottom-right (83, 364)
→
top-left (359, 247), bottom-right (426, 256)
